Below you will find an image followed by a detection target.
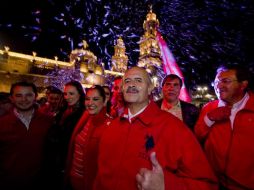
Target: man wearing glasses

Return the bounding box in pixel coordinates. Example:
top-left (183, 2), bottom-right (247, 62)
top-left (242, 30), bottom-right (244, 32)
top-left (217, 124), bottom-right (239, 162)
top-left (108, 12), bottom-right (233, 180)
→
top-left (195, 65), bottom-right (254, 190)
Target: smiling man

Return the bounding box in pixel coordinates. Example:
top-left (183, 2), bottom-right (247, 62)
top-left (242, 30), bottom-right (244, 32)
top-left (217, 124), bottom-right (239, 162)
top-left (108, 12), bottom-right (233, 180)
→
top-left (195, 65), bottom-right (254, 189)
top-left (156, 74), bottom-right (199, 131)
top-left (0, 81), bottom-right (53, 190)
top-left (94, 66), bottom-right (218, 190)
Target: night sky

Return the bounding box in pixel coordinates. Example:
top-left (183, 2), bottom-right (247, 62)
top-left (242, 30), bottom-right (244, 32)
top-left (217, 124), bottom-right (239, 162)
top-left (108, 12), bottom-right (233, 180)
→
top-left (1, 0), bottom-right (254, 90)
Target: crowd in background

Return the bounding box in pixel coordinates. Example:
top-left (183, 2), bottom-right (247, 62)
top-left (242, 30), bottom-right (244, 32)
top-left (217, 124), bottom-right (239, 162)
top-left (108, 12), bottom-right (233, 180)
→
top-left (0, 64), bottom-right (253, 190)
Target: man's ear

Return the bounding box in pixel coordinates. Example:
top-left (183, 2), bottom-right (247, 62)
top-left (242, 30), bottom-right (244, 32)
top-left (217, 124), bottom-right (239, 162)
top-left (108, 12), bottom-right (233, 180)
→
top-left (241, 80), bottom-right (248, 91)
top-left (120, 82), bottom-right (124, 93)
top-left (10, 96), bottom-right (15, 103)
top-left (148, 83), bottom-right (154, 95)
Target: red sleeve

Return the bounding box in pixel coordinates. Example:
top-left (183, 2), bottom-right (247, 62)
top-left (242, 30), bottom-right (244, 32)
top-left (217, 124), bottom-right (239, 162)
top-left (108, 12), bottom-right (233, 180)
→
top-left (194, 102), bottom-right (218, 142)
top-left (164, 172), bottom-right (218, 190)
top-left (159, 120), bottom-right (218, 190)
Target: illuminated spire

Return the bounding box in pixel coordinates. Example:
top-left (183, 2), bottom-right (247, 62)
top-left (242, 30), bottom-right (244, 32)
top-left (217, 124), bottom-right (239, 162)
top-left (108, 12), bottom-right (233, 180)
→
top-left (111, 37), bottom-right (128, 73)
top-left (138, 6), bottom-right (162, 69)
top-left (138, 7), bottom-right (164, 99)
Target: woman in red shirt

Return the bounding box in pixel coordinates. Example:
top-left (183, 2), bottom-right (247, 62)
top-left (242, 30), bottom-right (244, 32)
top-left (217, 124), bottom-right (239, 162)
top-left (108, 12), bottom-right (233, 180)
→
top-left (65, 85), bottom-right (112, 190)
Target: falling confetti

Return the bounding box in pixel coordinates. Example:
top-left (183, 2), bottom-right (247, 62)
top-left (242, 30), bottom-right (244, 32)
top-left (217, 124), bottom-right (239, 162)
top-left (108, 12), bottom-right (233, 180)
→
top-left (0, 0), bottom-right (253, 90)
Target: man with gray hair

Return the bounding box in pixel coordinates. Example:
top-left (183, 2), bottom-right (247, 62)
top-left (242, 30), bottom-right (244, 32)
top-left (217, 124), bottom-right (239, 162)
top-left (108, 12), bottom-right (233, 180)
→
top-left (94, 67), bottom-right (217, 190)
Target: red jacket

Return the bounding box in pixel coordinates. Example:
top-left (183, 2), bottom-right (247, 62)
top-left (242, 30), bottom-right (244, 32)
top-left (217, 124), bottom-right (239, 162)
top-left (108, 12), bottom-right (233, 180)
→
top-left (0, 109), bottom-right (53, 189)
top-left (65, 108), bottom-right (112, 190)
top-left (94, 101), bottom-right (218, 190)
top-left (195, 92), bottom-right (254, 189)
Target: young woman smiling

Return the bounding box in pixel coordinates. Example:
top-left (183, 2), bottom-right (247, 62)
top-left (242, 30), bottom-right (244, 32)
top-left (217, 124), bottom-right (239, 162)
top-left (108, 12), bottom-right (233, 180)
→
top-left (65, 85), bottom-right (112, 190)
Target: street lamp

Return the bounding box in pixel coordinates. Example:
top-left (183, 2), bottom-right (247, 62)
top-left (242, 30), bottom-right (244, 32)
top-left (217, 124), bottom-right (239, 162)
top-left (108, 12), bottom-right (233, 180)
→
top-left (197, 86), bottom-right (208, 98)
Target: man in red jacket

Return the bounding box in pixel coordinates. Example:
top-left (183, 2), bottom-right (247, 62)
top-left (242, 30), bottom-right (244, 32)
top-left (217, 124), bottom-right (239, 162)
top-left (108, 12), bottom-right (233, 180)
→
top-left (0, 81), bottom-right (53, 190)
top-left (94, 66), bottom-right (218, 190)
top-left (110, 76), bottom-right (125, 118)
top-left (195, 65), bottom-right (254, 189)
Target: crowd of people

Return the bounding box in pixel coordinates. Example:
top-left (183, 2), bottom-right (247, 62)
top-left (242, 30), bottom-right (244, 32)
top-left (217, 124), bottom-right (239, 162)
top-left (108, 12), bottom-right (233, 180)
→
top-left (0, 64), bottom-right (253, 190)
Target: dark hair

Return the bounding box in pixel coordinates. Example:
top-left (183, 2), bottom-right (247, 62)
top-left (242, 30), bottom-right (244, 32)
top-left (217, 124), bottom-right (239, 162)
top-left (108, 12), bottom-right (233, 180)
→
top-left (46, 86), bottom-right (62, 94)
top-left (216, 65), bottom-right (250, 83)
top-left (86, 85), bottom-right (106, 102)
top-left (102, 85), bottom-right (111, 97)
top-left (217, 65), bottom-right (252, 92)
top-left (10, 81), bottom-right (38, 96)
top-left (64, 80), bottom-right (85, 104)
top-left (0, 92), bottom-right (11, 103)
top-left (113, 76), bottom-right (123, 82)
top-left (49, 87), bottom-right (62, 94)
top-left (102, 85), bottom-right (112, 114)
top-left (161, 74), bottom-right (183, 88)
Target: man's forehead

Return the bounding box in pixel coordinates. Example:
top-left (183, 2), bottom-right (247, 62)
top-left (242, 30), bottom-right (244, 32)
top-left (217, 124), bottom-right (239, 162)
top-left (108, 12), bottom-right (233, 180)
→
top-left (13, 86), bottom-right (34, 92)
top-left (216, 70), bottom-right (236, 79)
top-left (125, 68), bottom-right (146, 78)
top-left (124, 75), bottom-right (143, 79)
top-left (164, 78), bottom-right (180, 84)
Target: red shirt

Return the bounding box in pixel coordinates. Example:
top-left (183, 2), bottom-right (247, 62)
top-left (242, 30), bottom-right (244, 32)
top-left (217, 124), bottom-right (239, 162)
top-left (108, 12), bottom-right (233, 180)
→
top-left (65, 108), bottom-right (112, 190)
top-left (0, 109), bottom-right (53, 189)
top-left (94, 101), bottom-right (218, 190)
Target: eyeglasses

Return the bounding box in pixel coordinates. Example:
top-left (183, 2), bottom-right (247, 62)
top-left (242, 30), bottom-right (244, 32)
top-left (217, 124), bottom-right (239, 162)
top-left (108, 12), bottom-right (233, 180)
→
top-left (214, 78), bottom-right (238, 86)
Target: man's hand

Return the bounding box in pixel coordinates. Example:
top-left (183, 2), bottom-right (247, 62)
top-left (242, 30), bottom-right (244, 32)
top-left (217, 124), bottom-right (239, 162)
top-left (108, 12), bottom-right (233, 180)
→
top-left (207, 106), bottom-right (231, 122)
top-left (136, 152), bottom-right (165, 190)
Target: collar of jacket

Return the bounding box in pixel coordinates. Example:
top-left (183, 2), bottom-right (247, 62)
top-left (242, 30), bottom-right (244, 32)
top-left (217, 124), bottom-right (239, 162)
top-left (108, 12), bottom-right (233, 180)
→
top-left (120, 101), bottom-right (160, 126)
top-left (243, 91), bottom-right (254, 112)
top-left (89, 107), bottom-right (109, 126)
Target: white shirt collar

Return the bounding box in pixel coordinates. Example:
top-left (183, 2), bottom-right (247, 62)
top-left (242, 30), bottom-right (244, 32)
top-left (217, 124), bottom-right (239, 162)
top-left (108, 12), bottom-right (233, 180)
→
top-left (218, 92), bottom-right (249, 128)
top-left (205, 93), bottom-right (250, 129)
top-left (232, 92), bottom-right (249, 110)
top-left (14, 108), bottom-right (35, 130)
top-left (128, 104), bottom-right (149, 123)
